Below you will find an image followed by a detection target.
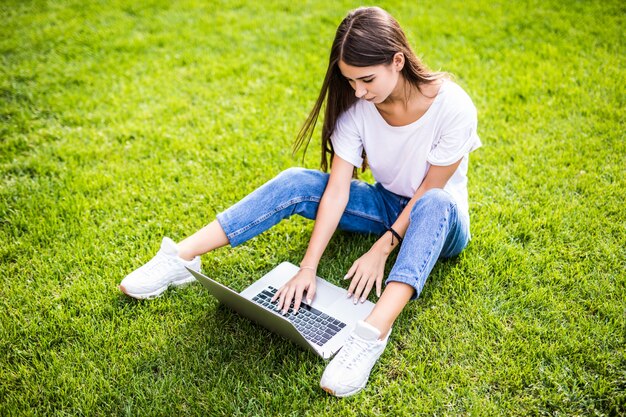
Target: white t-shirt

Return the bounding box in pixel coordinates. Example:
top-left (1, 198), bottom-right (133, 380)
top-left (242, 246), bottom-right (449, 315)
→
top-left (330, 79), bottom-right (481, 220)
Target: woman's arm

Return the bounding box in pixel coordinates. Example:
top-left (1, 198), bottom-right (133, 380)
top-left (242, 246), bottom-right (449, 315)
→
top-left (345, 158), bottom-right (463, 302)
top-left (272, 154), bottom-right (355, 314)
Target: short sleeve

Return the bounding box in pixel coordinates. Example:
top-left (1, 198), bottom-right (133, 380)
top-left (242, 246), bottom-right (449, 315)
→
top-left (427, 103), bottom-right (482, 166)
top-left (330, 107), bottom-right (364, 168)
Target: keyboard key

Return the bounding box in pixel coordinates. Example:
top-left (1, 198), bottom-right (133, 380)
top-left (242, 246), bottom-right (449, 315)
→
top-left (327, 323), bottom-right (340, 332)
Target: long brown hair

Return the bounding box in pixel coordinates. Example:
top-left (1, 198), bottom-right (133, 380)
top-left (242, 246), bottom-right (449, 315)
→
top-left (293, 6), bottom-right (445, 172)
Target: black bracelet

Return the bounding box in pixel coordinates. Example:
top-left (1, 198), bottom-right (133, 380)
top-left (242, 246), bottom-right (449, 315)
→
top-left (387, 227), bottom-right (403, 246)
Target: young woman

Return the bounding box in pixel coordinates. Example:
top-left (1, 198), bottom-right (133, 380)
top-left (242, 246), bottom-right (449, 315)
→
top-left (120, 6), bottom-right (481, 397)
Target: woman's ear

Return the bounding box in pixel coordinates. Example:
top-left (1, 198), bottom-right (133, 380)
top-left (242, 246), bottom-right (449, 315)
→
top-left (393, 52), bottom-right (405, 72)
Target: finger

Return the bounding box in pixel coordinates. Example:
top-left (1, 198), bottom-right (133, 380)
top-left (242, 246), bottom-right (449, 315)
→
top-left (306, 280), bottom-right (316, 305)
top-left (376, 276), bottom-right (382, 298)
top-left (282, 286), bottom-right (296, 315)
top-left (272, 287), bottom-right (284, 310)
top-left (292, 286), bottom-right (303, 314)
top-left (278, 286), bottom-right (293, 312)
top-left (361, 277), bottom-right (376, 303)
top-left (344, 261), bottom-right (359, 280)
top-left (275, 287), bottom-right (287, 311)
top-left (271, 286), bottom-right (283, 303)
top-left (347, 271), bottom-right (362, 297)
top-left (352, 276), bottom-right (370, 304)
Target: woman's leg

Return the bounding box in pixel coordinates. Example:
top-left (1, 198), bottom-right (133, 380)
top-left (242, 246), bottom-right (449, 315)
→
top-left (366, 188), bottom-right (471, 336)
top-left (363, 282), bottom-right (414, 337)
top-left (177, 221), bottom-right (228, 261)
top-left (320, 188), bottom-right (470, 397)
top-left (179, 167), bottom-right (402, 258)
top-left (121, 168), bottom-right (402, 299)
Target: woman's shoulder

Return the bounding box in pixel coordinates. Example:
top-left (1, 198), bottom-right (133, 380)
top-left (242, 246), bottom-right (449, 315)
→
top-left (437, 80), bottom-right (477, 119)
top-left (440, 80), bottom-right (476, 106)
top-left (334, 100), bottom-right (370, 138)
top-left (338, 99), bottom-right (371, 126)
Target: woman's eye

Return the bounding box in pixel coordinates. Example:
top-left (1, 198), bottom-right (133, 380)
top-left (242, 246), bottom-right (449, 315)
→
top-left (363, 78), bottom-right (374, 83)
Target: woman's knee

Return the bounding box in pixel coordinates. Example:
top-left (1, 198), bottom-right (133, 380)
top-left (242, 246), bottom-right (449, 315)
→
top-left (271, 167), bottom-right (329, 198)
top-left (410, 189), bottom-right (456, 219)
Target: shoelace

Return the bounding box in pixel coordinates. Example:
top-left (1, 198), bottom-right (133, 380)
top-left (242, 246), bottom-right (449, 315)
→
top-left (145, 254), bottom-right (179, 276)
top-left (336, 335), bottom-right (377, 370)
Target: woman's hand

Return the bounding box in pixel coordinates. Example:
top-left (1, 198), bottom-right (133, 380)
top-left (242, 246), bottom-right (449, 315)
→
top-left (345, 241), bottom-right (391, 304)
top-left (271, 268), bottom-right (317, 315)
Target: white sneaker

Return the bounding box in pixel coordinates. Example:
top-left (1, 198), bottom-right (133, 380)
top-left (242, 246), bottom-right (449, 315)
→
top-left (320, 320), bottom-right (391, 397)
top-left (119, 237), bottom-right (201, 299)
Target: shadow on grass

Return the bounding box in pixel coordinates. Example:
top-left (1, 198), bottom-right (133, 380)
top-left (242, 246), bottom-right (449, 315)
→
top-left (113, 290), bottom-right (329, 414)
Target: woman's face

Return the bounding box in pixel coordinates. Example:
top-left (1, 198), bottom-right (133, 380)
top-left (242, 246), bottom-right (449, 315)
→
top-left (338, 57), bottom-right (404, 104)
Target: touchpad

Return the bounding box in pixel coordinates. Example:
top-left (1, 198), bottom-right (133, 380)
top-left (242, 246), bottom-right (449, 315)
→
top-left (310, 279), bottom-right (346, 310)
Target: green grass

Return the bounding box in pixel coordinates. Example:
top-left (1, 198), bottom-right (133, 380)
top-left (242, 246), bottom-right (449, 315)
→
top-left (1, 0), bottom-right (624, 415)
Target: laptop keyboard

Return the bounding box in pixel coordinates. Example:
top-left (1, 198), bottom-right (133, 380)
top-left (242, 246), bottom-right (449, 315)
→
top-left (252, 286), bottom-right (347, 346)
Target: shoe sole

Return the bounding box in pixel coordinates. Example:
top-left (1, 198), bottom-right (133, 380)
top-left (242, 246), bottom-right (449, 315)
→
top-left (120, 276), bottom-right (196, 300)
top-left (320, 383), bottom-right (364, 398)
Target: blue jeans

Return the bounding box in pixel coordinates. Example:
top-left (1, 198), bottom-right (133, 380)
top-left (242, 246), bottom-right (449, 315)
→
top-left (216, 168), bottom-right (470, 299)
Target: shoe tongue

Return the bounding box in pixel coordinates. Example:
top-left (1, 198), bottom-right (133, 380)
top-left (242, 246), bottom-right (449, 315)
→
top-left (160, 237), bottom-right (179, 256)
top-left (354, 321), bottom-right (381, 341)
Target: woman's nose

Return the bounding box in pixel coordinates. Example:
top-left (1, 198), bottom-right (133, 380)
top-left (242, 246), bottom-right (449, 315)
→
top-left (354, 84), bottom-right (367, 98)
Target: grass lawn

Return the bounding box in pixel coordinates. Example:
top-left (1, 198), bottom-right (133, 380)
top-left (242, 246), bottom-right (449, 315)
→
top-left (1, 0), bottom-right (624, 415)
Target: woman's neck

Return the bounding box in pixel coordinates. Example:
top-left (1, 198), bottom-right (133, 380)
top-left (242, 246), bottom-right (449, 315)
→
top-left (383, 75), bottom-right (415, 106)
top-left (375, 79), bottom-right (443, 127)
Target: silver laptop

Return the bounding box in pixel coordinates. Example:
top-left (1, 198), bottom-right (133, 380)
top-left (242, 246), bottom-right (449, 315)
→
top-left (187, 262), bottom-right (375, 360)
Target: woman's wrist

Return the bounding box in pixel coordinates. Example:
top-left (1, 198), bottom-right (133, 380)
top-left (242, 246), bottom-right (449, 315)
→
top-left (374, 231), bottom-right (398, 255)
top-left (299, 264), bottom-right (317, 273)
top-left (387, 226), bottom-right (403, 246)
